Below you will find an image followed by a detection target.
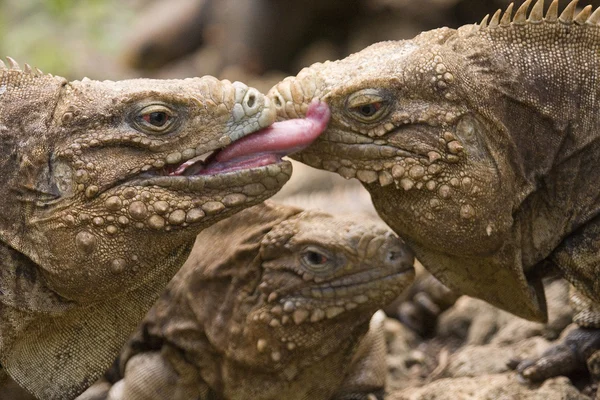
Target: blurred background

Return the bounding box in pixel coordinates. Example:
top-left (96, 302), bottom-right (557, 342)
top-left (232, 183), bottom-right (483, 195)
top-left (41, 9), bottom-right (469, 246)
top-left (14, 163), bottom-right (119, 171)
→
top-left (0, 0), bottom-right (534, 89)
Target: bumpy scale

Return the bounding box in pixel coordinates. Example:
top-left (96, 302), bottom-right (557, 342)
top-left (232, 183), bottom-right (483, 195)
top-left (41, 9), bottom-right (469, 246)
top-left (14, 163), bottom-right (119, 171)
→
top-left (92, 202), bottom-right (414, 400)
top-left (0, 58), bottom-right (320, 399)
top-left (269, 0), bottom-right (600, 383)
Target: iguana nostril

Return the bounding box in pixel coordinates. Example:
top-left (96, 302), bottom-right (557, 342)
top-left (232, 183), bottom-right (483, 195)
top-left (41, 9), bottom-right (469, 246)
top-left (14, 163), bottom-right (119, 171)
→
top-left (388, 250), bottom-right (403, 262)
top-left (246, 93), bottom-right (256, 108)
top-left (242, 89), bottom-right (261, 115)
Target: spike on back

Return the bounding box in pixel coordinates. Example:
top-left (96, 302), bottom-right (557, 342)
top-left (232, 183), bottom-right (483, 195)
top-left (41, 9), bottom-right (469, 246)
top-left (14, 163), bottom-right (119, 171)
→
top-left (477, 0), bottom-right (600, 30)
top-left (489, 9), bottom-right (502, 28)
top-left (6, 57), bottom-right (20, 70)
top-left (501, 3), bottom-right (514, 26)
top-left (528, 0), bottom-right (544, 23)
top-left (0, 56), bottom-right (46, 77)
top-left (514, 0), bottom-right (532, 24)
top-left (587, 7), bottom-right (600, 25)
top-left (559, 0), bottom-right (578, 23)
top-left (574, 5), bottom-right (592, 24)
top-left (480, 14), bottom-right (490, 28)
top-left (546, 0), bottom-right (559, 21)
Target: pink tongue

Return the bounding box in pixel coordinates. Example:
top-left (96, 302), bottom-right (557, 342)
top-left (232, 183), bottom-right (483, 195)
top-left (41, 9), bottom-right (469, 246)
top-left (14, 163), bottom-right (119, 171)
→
top-left (215, 100), bottom-right (331, 163)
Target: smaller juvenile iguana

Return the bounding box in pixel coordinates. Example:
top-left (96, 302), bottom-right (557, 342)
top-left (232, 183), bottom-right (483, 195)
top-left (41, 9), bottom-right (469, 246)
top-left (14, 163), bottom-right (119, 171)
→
top-left (0, 58), bottom-right (325, 399)
top-left (266, 0), bottom-right (600, 384)
top-left (94, 202), bottom-right (415, 400)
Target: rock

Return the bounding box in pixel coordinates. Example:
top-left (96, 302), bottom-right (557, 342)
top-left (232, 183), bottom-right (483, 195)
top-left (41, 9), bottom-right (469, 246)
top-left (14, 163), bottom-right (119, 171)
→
top-left (388, 374), bottom-right (590, 400)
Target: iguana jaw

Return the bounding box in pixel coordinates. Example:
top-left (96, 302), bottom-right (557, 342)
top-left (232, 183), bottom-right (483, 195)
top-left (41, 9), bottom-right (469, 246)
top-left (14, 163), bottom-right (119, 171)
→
top-left (265, 261), bottom-right (415, 323)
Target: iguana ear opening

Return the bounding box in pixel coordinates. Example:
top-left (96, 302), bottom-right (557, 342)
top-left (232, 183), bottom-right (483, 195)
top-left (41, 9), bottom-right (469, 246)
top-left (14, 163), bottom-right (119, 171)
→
top-left (453, 114), bottom-right (492, 162)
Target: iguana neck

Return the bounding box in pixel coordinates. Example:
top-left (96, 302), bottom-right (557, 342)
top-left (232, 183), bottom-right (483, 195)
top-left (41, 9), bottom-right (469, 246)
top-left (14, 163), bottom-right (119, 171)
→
top-left (455, 19), bottom-right (600, 186)
top-left (3, 241), bottom-right (193, 399)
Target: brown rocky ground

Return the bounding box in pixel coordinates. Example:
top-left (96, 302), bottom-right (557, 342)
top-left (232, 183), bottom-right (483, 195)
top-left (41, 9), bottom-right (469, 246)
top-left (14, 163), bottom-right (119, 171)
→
top-left (383, 279), bottom-right (595, 399)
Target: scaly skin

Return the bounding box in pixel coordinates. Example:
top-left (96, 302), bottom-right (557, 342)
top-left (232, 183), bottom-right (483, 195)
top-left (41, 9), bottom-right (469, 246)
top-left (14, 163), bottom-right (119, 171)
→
top-left (96, 202), bottom-right (414, 400)
top-left (269, 0), bottom-right (600, 383)
top-left (0, 58), bottom-right (294, 399)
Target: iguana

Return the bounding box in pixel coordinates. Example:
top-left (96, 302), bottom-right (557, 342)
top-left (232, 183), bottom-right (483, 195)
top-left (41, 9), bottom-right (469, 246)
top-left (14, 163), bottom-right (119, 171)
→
top-left (262, 0), bottom-right (600, 382)
top-left (0, 58), bottom-right (324, 399)
top-left (86, 201), bottom-right (414, 400)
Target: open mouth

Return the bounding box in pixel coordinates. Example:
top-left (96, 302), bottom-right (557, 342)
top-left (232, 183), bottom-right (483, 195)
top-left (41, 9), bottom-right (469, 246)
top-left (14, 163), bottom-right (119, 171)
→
top-left (143, 100), bottom-right (331, 179)
top-left (160, 149), bottom-right (283, 177)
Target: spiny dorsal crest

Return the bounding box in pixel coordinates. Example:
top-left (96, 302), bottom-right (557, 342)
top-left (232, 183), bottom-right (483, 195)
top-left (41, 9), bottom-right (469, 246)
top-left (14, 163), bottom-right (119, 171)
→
top-left (0, 56), bottom-right (46, 77)
top-left (478, 0), bottom-right (600, 30)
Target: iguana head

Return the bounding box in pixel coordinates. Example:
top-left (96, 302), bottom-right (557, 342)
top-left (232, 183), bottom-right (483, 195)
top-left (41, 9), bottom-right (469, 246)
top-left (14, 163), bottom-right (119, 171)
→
top-left (0, 59), bottom-right (305, 303)
top-left (267, 28), bottom-right (548, 321)
top-left (0, 60), bottom-right (323, 398)
top-left (183, 202), bottom-right (414, 377)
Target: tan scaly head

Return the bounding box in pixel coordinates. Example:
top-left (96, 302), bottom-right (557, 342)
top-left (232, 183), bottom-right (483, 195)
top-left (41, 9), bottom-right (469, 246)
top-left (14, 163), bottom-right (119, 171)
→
top-left (165, 203), bottom-right (414, 399)
top-left (0, 57), bottom-right (317, 399)
top-left (266, 0), bottom-right (600, 322)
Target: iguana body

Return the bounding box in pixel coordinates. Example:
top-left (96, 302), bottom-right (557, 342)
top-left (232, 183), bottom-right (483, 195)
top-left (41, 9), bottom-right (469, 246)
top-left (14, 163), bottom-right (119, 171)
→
top-left (266, 0), bottom-right (600, 381)
top-left (0, 58), bottom-right (321, 399)
top-left (84, 202), bottom-right (414, 400)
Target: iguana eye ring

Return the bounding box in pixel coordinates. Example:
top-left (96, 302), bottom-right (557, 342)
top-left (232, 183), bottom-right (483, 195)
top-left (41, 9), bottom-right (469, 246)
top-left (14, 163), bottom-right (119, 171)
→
top-left (345, 89), bottom-right (390, 123)
top-left (135, 104), bottom-right (176, 134)
top-left (300, 246), bottom-right (335, 273)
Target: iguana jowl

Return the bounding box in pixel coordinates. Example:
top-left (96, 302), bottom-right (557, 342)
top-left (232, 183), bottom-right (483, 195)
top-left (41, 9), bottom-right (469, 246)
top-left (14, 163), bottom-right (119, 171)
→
top-left (95, 202), bottom-right (414, 400)
top-left (266, 0), bottom-right (600, 382)
top-left (0, 58), bottom-right (321, 399)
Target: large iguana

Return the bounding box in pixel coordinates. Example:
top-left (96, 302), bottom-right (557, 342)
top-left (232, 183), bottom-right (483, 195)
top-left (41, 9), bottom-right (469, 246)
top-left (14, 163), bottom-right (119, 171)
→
top-left (0, 58), bottom-right (323, 399)
top-left (260, 0), bottom-right (600, 382)
top-left (83, 201), bottom-right (414, 400)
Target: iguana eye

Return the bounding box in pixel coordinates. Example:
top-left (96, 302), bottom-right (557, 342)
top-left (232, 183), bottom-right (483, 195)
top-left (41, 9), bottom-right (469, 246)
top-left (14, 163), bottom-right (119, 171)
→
top-left (135, 105), bottom-right (176, 134)
top-left (354, 102), bottom-right (383, 118)
top-left (300, 246), bottom-right (334, 273)
top-left (143, 111), bottom-right (169, 127)
top-left (303, 251), bottom-right (328, 265)
top-left (346, 89), bottom-right (389, 123)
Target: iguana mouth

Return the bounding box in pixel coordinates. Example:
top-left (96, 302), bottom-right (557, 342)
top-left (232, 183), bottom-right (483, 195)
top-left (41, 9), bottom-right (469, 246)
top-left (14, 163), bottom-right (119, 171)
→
top-left (164, 148), bottom-right (285, 177)
top-left (145, 100), bottom-right (331, 178)
top-left (267, 266), bottom-right (414, 324)
top-left (299, 263), bottom-right (413, 300)
top-left (276, 261), bottom-right (414, 305)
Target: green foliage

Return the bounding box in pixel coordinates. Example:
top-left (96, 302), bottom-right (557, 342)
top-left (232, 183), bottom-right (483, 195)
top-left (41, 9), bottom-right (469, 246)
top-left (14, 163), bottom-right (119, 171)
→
top-left (0, 0), bottom-right (135, 79)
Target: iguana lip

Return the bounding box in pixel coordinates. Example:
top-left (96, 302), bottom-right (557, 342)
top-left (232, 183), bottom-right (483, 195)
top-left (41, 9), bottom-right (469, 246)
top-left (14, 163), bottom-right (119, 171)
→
top-left (281, 263), bottom-right (414, 304)
top-left (162, 148), bottom-right (284, 177)
top-left (267, 267), bottom-right (414, 324)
